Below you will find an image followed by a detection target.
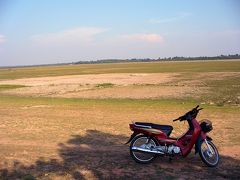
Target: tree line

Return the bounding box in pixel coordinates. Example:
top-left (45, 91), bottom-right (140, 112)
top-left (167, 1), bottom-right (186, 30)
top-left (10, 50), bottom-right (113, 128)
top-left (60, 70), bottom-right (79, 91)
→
top-left (75, 54), bottom-right (240, 64)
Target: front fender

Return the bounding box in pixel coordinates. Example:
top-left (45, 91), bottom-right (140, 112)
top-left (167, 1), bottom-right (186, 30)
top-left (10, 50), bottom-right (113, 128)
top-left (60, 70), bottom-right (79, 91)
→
top-left (206, 136), bottom-right (212, 141)
top-left (195, 135), bottom-right (212, 154)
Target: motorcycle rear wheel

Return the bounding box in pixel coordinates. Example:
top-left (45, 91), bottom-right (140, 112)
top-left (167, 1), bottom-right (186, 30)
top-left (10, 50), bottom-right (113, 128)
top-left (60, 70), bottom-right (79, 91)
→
top-left (130, 134), bottom-right (158, 164)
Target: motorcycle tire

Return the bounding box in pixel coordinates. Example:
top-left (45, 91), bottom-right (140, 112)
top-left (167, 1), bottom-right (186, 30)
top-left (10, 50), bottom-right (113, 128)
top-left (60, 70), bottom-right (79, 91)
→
top-left (199, 140), bottom-right (220, 167)
top-left (130, 134), bottom-right (158, 164)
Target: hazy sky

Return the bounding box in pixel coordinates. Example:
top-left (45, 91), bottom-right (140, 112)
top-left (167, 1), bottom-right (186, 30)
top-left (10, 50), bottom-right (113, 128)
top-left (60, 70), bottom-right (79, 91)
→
top-left (0, 0), bottom-right (240, 66)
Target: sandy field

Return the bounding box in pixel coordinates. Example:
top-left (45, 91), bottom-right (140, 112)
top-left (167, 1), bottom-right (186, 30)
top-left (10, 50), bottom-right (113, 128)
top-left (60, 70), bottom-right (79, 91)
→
top-left (0, 65), bottom-right (240, 179)
top-left (0, 72), bottom-right (211, 98)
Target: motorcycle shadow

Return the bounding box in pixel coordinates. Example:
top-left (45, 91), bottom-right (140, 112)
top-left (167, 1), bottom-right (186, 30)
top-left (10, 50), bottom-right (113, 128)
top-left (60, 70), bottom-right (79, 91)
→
top-left (0, 130), bottom-right (239, 179)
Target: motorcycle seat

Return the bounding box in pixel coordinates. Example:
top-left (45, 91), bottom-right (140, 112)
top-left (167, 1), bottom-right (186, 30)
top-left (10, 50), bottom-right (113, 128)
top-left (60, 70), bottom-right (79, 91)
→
top-left (135, 122), bottom-right (173, 136)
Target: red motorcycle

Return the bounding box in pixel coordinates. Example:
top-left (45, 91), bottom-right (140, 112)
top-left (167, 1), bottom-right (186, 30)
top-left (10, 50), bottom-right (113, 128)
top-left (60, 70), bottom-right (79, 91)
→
top-left (126, 105), bottom-right (219, 167)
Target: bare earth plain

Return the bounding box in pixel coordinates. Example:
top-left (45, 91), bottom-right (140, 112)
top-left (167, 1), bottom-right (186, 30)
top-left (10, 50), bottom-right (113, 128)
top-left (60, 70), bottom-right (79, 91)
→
top-left (0, 61), bottom-right (240, 179)
top-left (0, 73), bottom-right (202, 98)
top-left (2, 72), bottom-right (239, 99)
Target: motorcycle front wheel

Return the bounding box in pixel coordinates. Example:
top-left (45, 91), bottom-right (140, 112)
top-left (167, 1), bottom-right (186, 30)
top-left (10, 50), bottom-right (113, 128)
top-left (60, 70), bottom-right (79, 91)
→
top-left (199, 140), bottom-right (219, 167)
top-left (130, 134), bottom-right (158, 164)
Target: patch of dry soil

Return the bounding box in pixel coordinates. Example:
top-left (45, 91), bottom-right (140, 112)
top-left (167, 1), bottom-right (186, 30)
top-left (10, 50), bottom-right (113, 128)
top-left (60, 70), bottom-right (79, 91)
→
top-left (0, 73), bottom-right (209, 99)
top-left (0, 73), bottom-right (178, 86)
top-left (57, 85), bottom-right (204, 99)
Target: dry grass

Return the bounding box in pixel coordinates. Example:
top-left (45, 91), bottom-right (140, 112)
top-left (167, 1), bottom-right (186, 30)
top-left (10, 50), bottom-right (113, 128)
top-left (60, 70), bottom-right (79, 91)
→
top-left (0, 61), bottom-right (240, 179)
top-left (0, 96), bottom-right (239, 179)
top-left (1, 60), bottom-right (240, 80)
top-left (1, 72), bottom-right (239, 103)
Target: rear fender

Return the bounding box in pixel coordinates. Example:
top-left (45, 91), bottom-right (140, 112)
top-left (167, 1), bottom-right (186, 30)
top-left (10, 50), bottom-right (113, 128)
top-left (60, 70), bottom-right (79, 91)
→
top-left (125, 132), bottom-right (159, 145)
top-left (125, 132), bottom-right (139, 144)
top-left (195, 134), bottom-right (212, 154)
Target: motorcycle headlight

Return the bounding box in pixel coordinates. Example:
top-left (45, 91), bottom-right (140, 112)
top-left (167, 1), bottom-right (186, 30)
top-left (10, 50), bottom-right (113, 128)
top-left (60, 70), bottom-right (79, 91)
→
top-left (200, 119), bottom-right (213, 133)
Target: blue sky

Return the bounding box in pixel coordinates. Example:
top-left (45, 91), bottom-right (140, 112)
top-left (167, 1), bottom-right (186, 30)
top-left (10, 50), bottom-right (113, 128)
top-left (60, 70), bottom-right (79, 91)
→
top-left (0, 0), bottom-right (240, 66)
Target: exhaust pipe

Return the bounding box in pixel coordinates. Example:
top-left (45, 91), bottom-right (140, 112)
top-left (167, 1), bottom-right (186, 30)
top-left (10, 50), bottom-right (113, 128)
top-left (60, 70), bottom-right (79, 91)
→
top-left (131, 146), bottom-right (164, 155)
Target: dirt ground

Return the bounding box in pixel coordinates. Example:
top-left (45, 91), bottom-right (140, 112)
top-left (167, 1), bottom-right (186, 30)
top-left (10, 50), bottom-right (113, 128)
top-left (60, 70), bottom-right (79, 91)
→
top-left (1, 72), bottom-right (239, 99)
top-left (0, 73), bottom-right (178, 86)
top-left (0, 73), bottom-right (207, 99)
top-left (1, 131), bottom-right (239, 180)
top-left (0, 96), bottom-right (239, 179)
top-left (0, 72), bottom-right (240, 179)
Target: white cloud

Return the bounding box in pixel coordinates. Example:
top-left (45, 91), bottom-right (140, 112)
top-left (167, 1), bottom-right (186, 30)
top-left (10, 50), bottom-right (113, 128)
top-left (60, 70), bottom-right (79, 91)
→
top-left (122, 33), bottom-right (163, 43)
top-left (0, 34), bottom-right (6, 44)
top-left (150, 12), bottom-right (191, 24)
top-left (30, 27), bottom-right (108, 45)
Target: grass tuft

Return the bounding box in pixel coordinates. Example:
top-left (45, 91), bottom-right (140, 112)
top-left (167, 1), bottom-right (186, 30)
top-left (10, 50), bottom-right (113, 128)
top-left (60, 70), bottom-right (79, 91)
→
top-left (0, 84), bottom-right (27, 91)
top-left (95, 83), bottom-right (114, 88)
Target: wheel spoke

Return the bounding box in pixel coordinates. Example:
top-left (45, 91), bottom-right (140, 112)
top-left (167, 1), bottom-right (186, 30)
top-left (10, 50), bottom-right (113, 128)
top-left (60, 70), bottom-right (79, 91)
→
top-left (131, 136), bottom-right (156, 163)
top-left (200, 140), bottom-right (219, 167)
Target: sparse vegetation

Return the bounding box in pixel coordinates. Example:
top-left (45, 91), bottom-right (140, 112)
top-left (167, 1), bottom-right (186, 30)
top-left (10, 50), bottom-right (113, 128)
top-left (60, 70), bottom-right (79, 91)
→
top-left (204, 76), bottom-right (240, 105)
top-left (0, 84), bottom-right (27, 91)
top-left (95, 83), bottom-right (114, 88)
top-left (0, 60), bottom-right (239, 179)
top-left (0, 60), bottom-right (240, 80)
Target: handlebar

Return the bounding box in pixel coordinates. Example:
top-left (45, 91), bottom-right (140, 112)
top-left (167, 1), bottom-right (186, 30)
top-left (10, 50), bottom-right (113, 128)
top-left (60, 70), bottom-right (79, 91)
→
top-left (173, 105), bottom-right (203, 122)
top-left (173, 118), bottom-right (179, 122)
